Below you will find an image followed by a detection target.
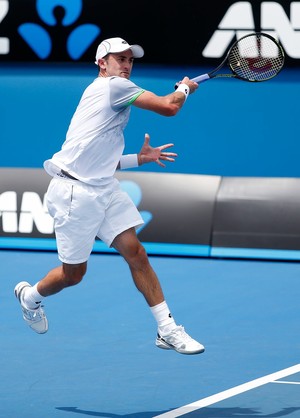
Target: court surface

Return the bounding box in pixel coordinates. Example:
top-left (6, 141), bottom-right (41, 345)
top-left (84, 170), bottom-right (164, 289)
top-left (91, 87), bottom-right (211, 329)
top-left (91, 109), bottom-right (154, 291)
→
top-left (0, 249), bottom-right (299, 418)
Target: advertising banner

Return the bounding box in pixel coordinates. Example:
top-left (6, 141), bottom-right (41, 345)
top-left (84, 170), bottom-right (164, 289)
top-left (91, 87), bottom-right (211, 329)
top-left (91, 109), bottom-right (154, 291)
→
top-left (211, 177), bottom-right (300, 259)
top-left (1, 1), bottom-right (300, 66)
top-left (2, 168), bottom-right (300, 260)
top-left (0, 168), bottom-right (220, 256)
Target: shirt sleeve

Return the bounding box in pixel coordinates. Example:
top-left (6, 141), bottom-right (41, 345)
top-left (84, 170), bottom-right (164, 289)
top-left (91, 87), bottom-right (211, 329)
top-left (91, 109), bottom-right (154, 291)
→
top-left (109, 77), bottom-right (145, 111)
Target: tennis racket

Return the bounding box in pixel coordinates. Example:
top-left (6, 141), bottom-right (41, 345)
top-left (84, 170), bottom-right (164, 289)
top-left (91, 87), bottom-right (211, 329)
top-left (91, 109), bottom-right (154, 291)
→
top-left (176, 32), bottom-right (285, 86)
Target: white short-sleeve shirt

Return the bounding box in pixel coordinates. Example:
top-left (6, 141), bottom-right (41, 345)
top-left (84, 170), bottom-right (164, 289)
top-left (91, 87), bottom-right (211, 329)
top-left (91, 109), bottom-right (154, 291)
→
top-left (44, 76), bottom-right (144, 185)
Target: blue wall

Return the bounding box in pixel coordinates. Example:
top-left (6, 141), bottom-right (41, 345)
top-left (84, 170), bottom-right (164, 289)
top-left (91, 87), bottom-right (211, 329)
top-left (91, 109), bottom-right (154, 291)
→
top-left (1, 64), bottom-right (299, 177)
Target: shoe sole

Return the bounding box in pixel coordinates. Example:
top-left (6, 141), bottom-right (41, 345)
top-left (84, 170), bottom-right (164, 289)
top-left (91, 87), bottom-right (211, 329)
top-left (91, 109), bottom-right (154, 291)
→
top-left (156, 337), bottom-right (205, 355)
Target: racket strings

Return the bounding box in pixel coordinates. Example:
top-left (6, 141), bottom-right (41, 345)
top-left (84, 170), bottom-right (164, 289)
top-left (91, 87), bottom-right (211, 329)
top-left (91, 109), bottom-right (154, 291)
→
top-left (228, 34), bottom-right (284, 81)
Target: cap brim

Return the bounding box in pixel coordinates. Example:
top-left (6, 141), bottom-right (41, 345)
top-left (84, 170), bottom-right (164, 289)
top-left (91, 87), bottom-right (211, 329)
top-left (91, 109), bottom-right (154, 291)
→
top-left (130, 45), bottom-right (144, 58)
top-left (109, 44), bottom-right (144, 58)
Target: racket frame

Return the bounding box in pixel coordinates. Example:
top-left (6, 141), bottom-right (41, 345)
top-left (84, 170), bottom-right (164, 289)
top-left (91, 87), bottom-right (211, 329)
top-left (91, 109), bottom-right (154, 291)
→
top-left (191, 32), bottom-right (285, 84)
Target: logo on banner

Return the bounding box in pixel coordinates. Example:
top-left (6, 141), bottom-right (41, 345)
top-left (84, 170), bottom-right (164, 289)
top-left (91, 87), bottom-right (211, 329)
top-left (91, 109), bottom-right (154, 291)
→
top-left (0, 0), bottom-right (9, 54)
top-left (0, 191), bottom-right (53, 234)
top-left (203, 1), bottom-right (300, 58)
top-left (18, 0), bottom-right (100, 59)
top-left (3, 0), bottom-right (100, 60)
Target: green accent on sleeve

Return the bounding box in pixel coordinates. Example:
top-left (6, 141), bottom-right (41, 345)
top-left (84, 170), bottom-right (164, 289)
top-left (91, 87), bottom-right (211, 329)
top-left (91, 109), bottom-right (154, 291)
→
top-left (127, 90), bottom-right (145, 106)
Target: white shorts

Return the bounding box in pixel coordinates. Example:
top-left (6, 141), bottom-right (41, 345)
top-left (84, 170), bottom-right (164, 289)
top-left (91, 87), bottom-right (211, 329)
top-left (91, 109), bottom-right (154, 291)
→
top-left (46, 177), bottom-right (144, 264)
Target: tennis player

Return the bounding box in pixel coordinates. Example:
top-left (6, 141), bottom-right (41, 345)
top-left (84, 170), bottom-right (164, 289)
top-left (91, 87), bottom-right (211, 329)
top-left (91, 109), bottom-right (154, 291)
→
top-left (14, 37), bottom-right (204, 355)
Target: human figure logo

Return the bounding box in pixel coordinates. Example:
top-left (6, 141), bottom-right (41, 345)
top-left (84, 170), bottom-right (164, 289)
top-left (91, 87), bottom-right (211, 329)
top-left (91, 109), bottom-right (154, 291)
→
top-left (17, 0), bottom-right (100, 60)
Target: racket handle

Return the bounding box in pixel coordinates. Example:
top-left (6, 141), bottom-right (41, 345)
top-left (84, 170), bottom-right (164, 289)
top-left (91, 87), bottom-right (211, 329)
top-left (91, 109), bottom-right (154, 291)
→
top-left (191, 74), bottom-right (210, 83)
top-left (174, 73), bottom-right (210, 89)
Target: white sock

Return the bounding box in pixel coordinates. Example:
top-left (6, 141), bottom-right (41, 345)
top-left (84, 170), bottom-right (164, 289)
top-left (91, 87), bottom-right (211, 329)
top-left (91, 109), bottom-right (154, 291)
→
top-left (23, 283), bottom-right (44, 309)
top-left (150, 300), bottom-right (177, 336)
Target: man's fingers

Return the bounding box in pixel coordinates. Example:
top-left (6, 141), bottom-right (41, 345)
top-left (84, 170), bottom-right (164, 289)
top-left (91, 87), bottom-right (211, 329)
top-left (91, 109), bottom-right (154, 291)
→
top-left (159, 143), bottom-right (174, 151)
top-left (144, 133), bottom-right (150, 144)
top-left (161, 152), bottom-right (177, 157)
top-left (156, 159), bottom-right (166, 168)
top-left (160, 156), bottom-right (175, 162)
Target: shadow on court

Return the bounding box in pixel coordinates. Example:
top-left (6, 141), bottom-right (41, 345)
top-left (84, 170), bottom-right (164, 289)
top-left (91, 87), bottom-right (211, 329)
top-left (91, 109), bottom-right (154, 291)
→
top-left (56, 406), bottom-right (300, 417)
top-left (56, 407), bottom-right (168, 417)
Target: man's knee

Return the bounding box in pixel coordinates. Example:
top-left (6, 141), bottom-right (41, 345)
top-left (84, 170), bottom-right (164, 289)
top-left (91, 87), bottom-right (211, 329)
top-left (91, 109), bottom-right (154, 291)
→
top-left (62, 262), bottom-right (87, 287)
top-left (127, 242), bottom-right (149, 268)
top-left (112, 228), bottom-right (149, 267)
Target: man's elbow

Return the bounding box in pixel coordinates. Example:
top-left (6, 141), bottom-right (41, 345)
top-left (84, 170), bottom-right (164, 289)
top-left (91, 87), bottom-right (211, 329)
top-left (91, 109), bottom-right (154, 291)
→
top-left (162, 105), bottom-right (181, 117)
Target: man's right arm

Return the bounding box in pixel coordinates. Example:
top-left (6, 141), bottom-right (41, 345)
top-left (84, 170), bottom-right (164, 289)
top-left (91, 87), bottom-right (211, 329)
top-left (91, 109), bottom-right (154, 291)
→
top-left (133, 76), bottom-right (198, 117)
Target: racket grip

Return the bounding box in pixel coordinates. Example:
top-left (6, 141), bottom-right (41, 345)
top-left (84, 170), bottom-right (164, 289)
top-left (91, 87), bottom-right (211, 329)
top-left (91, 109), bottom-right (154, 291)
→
top-left (191, 74), bottom-right (210, 83)
top-left (174, 73), bottom-right (210, 89)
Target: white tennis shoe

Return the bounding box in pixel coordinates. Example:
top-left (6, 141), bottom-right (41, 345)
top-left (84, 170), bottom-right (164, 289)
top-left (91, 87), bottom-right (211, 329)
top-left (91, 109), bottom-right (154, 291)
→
top-left (14, 281), bottom-right (48, 334)
top-left (156, 325), bottom-right (205, 355)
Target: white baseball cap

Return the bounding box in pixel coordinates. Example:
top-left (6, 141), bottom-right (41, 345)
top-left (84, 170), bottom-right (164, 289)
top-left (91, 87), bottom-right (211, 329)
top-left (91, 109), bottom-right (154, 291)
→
top-left (95, 37), bottom-right (144, 64)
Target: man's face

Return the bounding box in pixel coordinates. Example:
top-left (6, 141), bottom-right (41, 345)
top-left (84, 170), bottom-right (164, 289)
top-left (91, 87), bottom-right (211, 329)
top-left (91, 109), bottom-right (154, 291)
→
top-left (100, 50), bottom-right (134, 79)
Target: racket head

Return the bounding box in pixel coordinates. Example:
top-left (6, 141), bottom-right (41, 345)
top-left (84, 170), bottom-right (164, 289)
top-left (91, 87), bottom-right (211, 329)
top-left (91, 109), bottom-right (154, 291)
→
top-left (227, 32), bottom-right (285, 82)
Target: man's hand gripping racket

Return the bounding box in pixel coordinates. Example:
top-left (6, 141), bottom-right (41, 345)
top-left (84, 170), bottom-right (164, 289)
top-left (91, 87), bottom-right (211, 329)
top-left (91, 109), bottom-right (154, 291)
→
top-left (176, 32), bottom-right (285, 88)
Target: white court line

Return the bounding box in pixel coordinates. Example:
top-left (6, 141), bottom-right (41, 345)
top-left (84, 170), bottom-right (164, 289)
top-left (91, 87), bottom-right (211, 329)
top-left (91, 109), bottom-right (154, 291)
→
top-left (272, 380), bottom-right (300, 385)
top-left (153, 364), bottom-right (300, 418)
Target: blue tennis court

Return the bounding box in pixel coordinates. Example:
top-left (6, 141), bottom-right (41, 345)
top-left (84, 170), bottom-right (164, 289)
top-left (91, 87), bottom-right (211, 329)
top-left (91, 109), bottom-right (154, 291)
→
top-left (1, 249), bottom-right (299, 417)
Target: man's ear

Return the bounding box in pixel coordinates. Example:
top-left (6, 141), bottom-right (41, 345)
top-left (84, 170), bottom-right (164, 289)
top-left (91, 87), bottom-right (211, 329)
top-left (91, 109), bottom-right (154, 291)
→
top-left (99, 58), bottom-right (107, 70)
